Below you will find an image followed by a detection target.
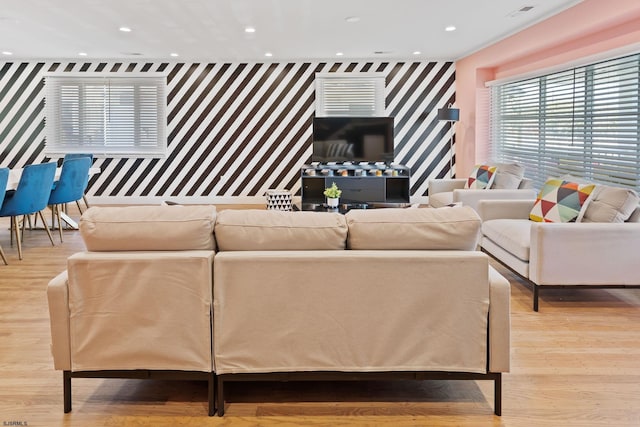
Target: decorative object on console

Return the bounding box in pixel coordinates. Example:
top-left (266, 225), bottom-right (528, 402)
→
top-left (529, 178), bottom-right (596, 223)
top-left (437, 104), bottom-right (460, 178)
top-left (265, 189), bottom-right (293, 211)
top-left (324, 182), bottom-right (342, 208)
top-left (465, 164), bottom-right (497, 190)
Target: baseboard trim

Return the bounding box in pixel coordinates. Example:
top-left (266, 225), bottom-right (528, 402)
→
top-left (87, 195), bottom-right (429, 206)
top-left (88, 195), bottom-right (286, 205)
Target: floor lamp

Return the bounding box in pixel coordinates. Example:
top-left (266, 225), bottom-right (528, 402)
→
top-left (438, 104), bottom-right (460, 178)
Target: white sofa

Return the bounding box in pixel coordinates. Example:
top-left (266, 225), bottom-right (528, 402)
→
top-left (429, 178), bottom-right (537, 210)
top-left (477, 185), bottom-right (640, 311)
top-left (429, 163), bottom-right (537, 210)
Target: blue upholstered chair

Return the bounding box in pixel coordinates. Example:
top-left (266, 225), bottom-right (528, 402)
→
top-left (63, 153), bottom-right (93, 161)
top-left (63, 153), bottom-right (93, 211)
top-left (0, 162), bottom-right (57, 260)
top-left (0, 167), bottom-right (10, 265)
top-left (48, 157), bottom-right (92, 242)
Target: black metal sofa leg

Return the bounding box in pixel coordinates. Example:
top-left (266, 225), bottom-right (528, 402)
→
top-left (494, 373), bottom-right (502, 416)
top-left (217, 376), bottom-right (225, 416)
top-left (533, 285), bottom-right (540, 312)
top-left (63, 371), bottom-right (72, 413)
top-left (208, 372), bottom-right (216, 416)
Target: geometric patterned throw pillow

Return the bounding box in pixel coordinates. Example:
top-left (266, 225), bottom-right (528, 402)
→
top-left (464, 164), bottom-right (498, 189)
top-left (529, 178), bottom-right (596, 223)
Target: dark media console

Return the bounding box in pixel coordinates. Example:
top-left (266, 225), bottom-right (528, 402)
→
top-left (300, 163), bottom-right (411, 209)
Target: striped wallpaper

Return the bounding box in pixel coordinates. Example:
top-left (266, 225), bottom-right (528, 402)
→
top-left (0, 60), bottom-right (456, 204)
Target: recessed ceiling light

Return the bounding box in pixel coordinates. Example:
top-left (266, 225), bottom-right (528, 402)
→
top-left (78, 52), bottom-right (87, 56)
top-left (119, 26), bottom-right (132, 32)
top-left (170, 53), bottom-right (179, 57)
top-left (345, 16), bottom-right (360, 23)
top-left (413, 51), bottom-right (421, 55)
top-left (336, 52), bottom-right (343, 56)
top-left (265, 52), bottom-right (273, 57)
top-left (445, 25), bottom-right (456, 32)
top-left (2, 51), bottom-right (13, 55)
top-left (245, 27), bottom-right (256, 33)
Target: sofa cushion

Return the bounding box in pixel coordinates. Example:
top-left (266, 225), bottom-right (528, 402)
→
top-left (465, 164), bottom-right (497, 189)
top-left (215, 209), bottom-right (347, 251)
top-left (346, 206), bottom-right (481, 250)
top-left (628, 206), bottom-right (640, 223)
top-left (491, 163), bottom-right (525, 190)
top-left (482, 219), bottom-right (531, 261)
top-left (427, 191), bottom-right (453, 208)
top-left (80, 205), bottom-right (217, 251)
top-left (529, 178), bottom-right (596, 223)
top-left (577, 185), bottom-right (640, 223)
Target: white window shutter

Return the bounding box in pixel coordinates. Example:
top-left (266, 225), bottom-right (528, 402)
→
top-left (45, 74), bottom-right (167, 157)
top-left (315, 73), bottom-right (385, 117)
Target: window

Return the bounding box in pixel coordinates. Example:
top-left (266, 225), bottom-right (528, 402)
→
top-left (45, 74), bottom-right (167, 157)
top-left (315, 73), bottom-right (386, 117)
top-left (490, 53), bottom-right (640, 191)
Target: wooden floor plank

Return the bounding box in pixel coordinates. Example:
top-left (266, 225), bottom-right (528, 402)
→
top-left (1, 205), bottom-right (639, 426)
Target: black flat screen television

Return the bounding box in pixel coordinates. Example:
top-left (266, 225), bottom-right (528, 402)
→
top-left (312, 117), bottom-right (394, 163)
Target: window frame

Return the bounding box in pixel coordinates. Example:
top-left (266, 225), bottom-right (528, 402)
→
top-left (490, 53), bottom-right (640, 191)
top-left (315, 72), bottom-right (386, 117)
top-left (44, 72), bottom-right (168, 158)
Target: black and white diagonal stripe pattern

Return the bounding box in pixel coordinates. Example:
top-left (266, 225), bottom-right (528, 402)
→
top-left (0, 60), bottom-right (455, 202)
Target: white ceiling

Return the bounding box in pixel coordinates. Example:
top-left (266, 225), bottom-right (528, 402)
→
top-left (0, 0), bottom-right (582, 61)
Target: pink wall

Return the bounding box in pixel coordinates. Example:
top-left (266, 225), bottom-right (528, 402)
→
top-left (455, 0), bottom-right (640, 177)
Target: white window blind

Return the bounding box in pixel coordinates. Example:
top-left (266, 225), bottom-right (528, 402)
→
top-left (45, 74), bottom-right (167, 157)
top-left (315, 73), bottom-right (385, 117)
top-left (491, 53), bottom-right (640, 191)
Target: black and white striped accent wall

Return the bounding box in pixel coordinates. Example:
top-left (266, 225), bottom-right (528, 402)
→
top-left (0, 60), bottom-right (455, 203)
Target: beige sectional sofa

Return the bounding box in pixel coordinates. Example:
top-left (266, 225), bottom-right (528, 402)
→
top-left (47, 205), bottom-right (217, 415)
top-left (47, 204), bottom-right (511, 416)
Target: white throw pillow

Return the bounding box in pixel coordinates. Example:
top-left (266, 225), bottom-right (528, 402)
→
top-left (491, 163), bottom-right (525, 189)
top-left (577, 185), bottom-right (640, 223)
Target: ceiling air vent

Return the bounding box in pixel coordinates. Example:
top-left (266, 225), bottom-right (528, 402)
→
top-left (507, 5), bottom-right (535, 17)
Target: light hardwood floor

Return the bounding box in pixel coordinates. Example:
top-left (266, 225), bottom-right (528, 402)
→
top-left (1, 206), bottom-right (639, 427)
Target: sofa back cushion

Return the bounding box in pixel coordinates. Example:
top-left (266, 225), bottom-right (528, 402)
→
top-left (578, 185), bottom-right (640, 223)
top-left (491, 163), bottom-right (525, 189)
top-left (215, 209), bottom-right (347, 250)
top-left (628, 206), bottom-right (640, 223)
top-left (345, 206), bottom-right (481, 250)
top-left (80, 205), bottom-right (217, 251)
